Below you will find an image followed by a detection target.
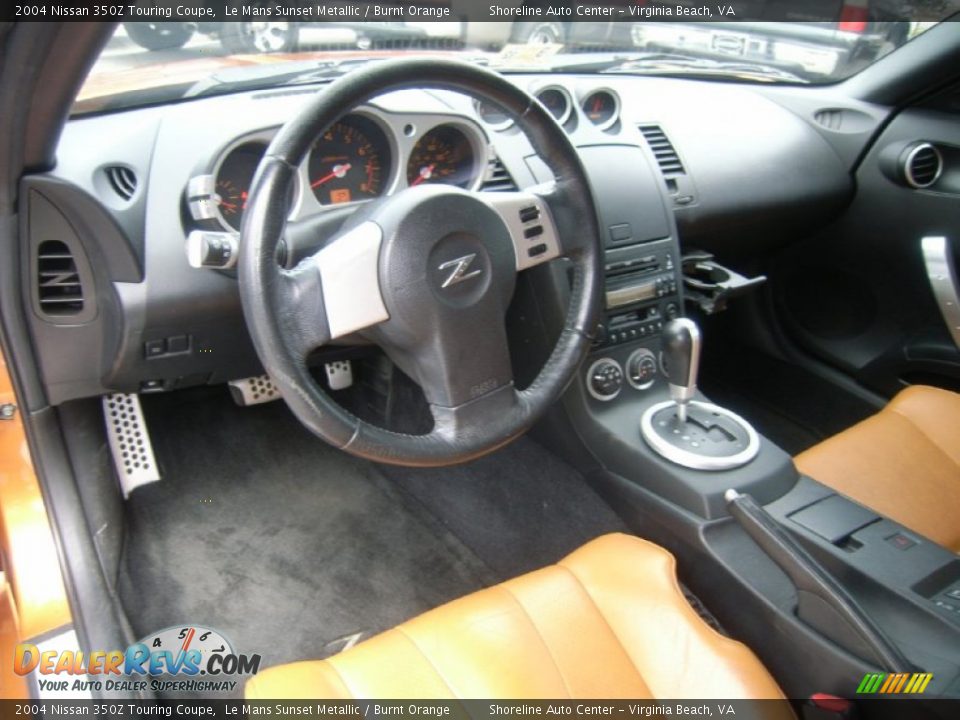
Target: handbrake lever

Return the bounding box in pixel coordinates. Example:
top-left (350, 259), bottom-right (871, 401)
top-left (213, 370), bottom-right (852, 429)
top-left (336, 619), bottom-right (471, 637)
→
top-left (725, 489), bottom-right (911, 671)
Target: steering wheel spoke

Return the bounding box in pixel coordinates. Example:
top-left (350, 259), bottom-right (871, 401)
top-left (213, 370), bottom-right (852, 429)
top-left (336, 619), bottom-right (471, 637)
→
top-left (275, 220), bottom-right (389, 358)
top-left (429, 383), bottom-right (523, 444)
top-left (482, 188), bottom-right (563, 272)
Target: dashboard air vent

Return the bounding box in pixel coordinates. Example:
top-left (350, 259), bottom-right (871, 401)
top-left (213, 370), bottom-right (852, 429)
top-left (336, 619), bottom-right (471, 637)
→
top-left (639, 125), bottom-right (685, 176)
top-left (105, 165), bottom-right (138, 200)
top-left (481, 157), bottom-right (517, 192)
top-left (903, 143), bottom-right (943, 189)
top-left (813, 109), bottom-right (843, 131)
top-left (36, 240), bottom-right (84, 316)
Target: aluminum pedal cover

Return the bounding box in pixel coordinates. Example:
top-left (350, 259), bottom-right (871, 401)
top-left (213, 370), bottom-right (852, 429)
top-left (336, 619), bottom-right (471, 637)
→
top-left (102, 393), bottom-right (160, 498)
top-left (228, 374), bottom-right (281, 406)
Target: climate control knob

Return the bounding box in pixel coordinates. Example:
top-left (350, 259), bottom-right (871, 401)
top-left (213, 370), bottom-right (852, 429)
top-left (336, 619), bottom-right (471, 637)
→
top-left (586, 358), bottom-right (623, 402)
top-left (626, 348), bottom-right (658, 390)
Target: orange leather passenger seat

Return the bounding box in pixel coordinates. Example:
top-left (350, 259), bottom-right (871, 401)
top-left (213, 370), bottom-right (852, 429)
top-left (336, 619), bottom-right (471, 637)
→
top-left (246, 533), bottom-right (787, 700)
top-left (795, 385), bottom-right (960, 553)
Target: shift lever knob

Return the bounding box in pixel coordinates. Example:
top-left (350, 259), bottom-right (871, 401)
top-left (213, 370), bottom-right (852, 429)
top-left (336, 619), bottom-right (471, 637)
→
top-left (662, 318), bottom-right (701, 423)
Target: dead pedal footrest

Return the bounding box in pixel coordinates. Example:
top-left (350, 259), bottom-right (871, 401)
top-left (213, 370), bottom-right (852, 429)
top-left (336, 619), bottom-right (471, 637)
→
top-left (102, 393), bottom-right (160, 498)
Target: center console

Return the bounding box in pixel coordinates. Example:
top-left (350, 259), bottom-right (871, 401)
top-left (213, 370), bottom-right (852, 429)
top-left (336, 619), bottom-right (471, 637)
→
top-left (524, 141), bottom-right (960, 709)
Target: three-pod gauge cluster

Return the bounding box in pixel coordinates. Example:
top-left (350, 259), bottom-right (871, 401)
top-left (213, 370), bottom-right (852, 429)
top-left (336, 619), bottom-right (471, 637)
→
top-left (474, 85), bottom-right (621, 133)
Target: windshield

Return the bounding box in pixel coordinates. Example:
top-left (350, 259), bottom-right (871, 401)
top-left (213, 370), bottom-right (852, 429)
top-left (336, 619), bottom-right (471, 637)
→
top-left (76, 7), bottom-right (958, 115)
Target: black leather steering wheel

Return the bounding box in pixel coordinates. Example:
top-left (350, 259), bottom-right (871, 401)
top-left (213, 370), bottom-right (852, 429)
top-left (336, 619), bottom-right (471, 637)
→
top-left (239, 58), bottom-right (602, 467)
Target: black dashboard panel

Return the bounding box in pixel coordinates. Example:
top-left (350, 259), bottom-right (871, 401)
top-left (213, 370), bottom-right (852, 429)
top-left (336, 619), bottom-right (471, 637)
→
top-left (26, 73), bottom-right (857, 405)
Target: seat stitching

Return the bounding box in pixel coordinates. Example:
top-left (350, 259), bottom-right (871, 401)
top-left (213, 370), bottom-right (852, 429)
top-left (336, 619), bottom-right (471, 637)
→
top-left (393, 625), bottom-right (461, 699)
top-left (554, 563), bottom-right (652, 697)
top-left (497, 583), bottom-right (573, 699)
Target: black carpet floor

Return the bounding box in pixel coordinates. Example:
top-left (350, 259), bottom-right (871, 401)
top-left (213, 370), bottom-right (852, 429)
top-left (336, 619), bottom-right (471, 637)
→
top-left (120, 387), bottom-right (624, 690)
top-left (379, 440), bottom-right (627, 579)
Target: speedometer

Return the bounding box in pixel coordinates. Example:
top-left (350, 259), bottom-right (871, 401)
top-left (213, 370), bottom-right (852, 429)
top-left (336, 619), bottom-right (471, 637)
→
top-left (308, 115), bottom-right (392, 206)
top-left (406, 125), bottom-right (476, 189)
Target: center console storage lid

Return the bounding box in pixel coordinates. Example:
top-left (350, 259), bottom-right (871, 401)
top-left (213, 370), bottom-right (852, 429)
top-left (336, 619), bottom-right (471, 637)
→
top-left (790, 494), bottom-right (880, 544)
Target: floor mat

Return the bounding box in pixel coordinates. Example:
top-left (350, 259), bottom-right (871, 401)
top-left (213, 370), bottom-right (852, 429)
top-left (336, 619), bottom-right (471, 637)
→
top-left (379, 437), bottom-right (628, 579)
top-left (120, 388), bottom-right (496, 688)
top-left (119, 387), bottom-right (625, 695)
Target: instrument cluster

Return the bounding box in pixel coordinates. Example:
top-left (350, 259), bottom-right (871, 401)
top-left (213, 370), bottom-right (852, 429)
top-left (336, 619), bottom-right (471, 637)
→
top-left (187, 110), bottom-right (489, 233)
top-left (473, 82), bottom-right (621, 134)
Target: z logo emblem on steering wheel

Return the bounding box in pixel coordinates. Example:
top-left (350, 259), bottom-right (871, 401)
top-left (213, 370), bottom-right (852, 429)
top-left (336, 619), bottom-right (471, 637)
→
top-left (438, 253), bottom-right (482, 288)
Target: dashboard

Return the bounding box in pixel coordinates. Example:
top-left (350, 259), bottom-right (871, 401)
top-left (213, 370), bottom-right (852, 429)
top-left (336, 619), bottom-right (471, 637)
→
top-left (26, 71), bottom-right (865, 405)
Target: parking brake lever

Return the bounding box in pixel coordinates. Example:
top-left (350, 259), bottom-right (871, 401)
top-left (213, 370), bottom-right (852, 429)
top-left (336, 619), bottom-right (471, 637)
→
top-left (725, 489), bottom-right (911, 671)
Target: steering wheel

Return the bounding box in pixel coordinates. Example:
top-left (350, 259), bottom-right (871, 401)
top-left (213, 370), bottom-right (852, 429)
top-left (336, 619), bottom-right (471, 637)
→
top-left (239, 58), bottom-right (602, 467)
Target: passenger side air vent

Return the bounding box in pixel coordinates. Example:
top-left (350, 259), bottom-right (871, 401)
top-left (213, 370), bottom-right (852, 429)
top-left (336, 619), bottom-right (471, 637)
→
top-left (481, 157), bottom-right (518, 192)
top-left (36, 240), bottom-right (84, 316)
top-left (104, 165), bottom-right (138, 200)
top-left (903, 143), bottom-right (943, 189)
top-left (639, 124), bottom-right (685, 176)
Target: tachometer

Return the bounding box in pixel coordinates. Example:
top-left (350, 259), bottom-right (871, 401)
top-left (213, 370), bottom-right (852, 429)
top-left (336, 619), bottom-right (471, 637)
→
top-left (308, 115), bottom-right (391, 205)
top-left (214, 141), bottom-right (268, 231)
top-left (406, 125), bottom-right (476, 189)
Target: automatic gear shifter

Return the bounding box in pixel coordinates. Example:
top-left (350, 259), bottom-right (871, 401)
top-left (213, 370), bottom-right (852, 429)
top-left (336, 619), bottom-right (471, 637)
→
top-left (661, 318), bottom-right (700, 424)
top-left (640, 317), bottom-right (760, 471)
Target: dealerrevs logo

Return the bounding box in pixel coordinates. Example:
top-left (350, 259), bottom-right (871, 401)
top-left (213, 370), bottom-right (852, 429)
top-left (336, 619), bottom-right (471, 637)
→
top-left (15, 625), bottom-right (260, 694)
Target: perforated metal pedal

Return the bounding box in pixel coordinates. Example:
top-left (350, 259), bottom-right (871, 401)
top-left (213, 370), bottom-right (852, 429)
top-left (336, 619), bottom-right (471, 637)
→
top-left (325, 360), bottom-right (353, 391)
top-left (102, 393), bottom-right (160, 498)
top-left (228, 374), bottom-right (281, 406)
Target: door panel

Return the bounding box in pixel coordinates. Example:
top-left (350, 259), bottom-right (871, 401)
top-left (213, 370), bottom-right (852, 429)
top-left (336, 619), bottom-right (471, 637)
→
top-left (773, 106), bottom-right (960, 397)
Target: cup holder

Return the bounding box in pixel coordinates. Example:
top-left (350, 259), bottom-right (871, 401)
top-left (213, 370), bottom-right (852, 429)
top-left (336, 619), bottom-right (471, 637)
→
top-left (681, 252), bottom-right (767, 314)
top-left (685, 262), bottom-right (732, 290)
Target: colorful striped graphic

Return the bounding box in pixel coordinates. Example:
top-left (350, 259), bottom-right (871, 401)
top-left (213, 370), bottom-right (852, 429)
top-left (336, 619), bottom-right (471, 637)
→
top-left (856, 672), bottom-right (933, 694)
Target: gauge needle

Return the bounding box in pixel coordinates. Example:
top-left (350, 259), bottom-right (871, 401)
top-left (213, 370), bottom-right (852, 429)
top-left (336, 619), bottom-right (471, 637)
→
top-left (311, 163), bottom-right (352, 189)
top-left (410, 164), bottom-right (435, 187)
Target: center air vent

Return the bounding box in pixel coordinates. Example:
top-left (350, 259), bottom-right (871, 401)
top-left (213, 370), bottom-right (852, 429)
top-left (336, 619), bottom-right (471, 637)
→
top-left (105, 165), bottom-right (138, 200)
top-left (481, 157), bottom-right (517, 192)
top-left (903, 143), bottom-right (943, 189)
top-left (36, 240), bottom-right (84, 316)
top-left (639, 125), bottom-right (685, 176)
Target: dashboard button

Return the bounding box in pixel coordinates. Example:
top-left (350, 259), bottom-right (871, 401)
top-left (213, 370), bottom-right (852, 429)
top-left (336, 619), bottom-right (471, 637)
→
top-left (144, 340), bottom-right (166, 359)
top-left (167, 335), bottom-right (190, 354)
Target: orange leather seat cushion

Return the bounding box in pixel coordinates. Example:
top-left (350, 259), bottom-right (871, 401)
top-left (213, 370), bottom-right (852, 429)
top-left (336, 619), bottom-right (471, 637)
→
top-left (246, 533), bottom-right (787, 701)
top-left (795, 385), bottom-right (960, 552)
